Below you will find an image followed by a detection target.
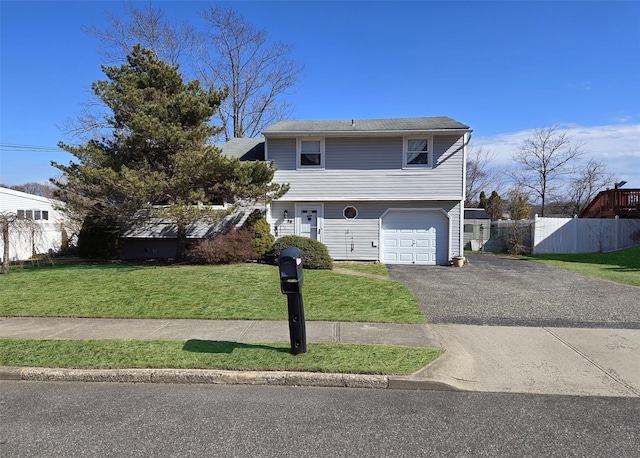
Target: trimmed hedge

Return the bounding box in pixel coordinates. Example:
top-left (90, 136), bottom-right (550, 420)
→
top-left (267, 235), bottom-right (333, 270)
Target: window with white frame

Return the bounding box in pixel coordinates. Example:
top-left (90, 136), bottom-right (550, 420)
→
top-left (297, 138), bottom-right (324, 168)
top-left (404, 137), bottom-right (432, 167)
top-left (343, 206), bottom-right (358, 219)
top-left (17, 209), bottom-right (49, 220)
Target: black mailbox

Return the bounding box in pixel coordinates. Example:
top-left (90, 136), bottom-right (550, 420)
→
top-left (279, 247), bottom-right (303, 294)
top-left (277, 246), bottom-right (306, 354)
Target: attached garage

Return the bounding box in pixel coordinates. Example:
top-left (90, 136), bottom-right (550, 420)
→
top-left (381, 209), bottom-right (450, 265)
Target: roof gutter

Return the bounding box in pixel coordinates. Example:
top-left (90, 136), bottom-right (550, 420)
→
top-left (263, 128), bottom-right (473, 138)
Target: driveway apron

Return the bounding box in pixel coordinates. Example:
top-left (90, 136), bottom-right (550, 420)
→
top-left (388, 254), bottom-right (640, 396)
top-left (387, 254), bottom-right (640, 328)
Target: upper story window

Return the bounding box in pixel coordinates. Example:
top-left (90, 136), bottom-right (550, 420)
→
top-left (17, 209), bottom-right (49, 220)
top-left (404, 137), bottom-right (433, 168)
top-left (297, 138), bottom-right (325, 169)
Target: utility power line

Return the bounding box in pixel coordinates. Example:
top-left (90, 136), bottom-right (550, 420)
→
top-left (0, 143), bottom-right (64, 153)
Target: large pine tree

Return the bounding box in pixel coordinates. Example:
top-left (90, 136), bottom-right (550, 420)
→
top-left (54, 45), bottom-right (286, 259)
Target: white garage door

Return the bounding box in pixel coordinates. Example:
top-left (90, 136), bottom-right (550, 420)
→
top-left (381, 210), bottom-right (449, 265)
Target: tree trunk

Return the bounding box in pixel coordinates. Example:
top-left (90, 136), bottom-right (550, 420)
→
top-left (2, 219), bottom-right (10, 274)
top-left (175, 222), bottom-right (187, 261)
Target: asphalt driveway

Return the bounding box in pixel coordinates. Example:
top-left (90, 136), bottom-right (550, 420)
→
top-left (387, 254), bottom-right (640, 328)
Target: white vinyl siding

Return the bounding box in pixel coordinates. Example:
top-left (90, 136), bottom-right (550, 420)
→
top-left (324, 137), bottom-right (402, 169)
top-left (271, 201), bottom-right (296, 238)
top-left (267, 138), bottom-right (297, 170)
top-left (270, 135), bottom-right (464, 201)
top-left (322, 203), bottom-right (381, 261)
top-left (270, 200), bottom-right (462, 263)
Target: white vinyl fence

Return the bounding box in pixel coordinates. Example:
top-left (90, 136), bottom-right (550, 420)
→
top-left (484, 216), bottom-right (640, 254)
top-left (488, 217), bottom-right (640, 254)
top-left (532, 216), bottom-right (640, 254)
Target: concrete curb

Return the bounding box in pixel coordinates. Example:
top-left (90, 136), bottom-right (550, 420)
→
top-left (0, 366), bottom-right (389, 389)
top-left (0, 366), bottom-right (23, 381)
top-left (388, 375), bottom-right (464, 391)
top-left (0, 366), bottom-right (463, 391)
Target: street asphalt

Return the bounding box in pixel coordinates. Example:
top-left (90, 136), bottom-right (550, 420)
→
top-left (1, 253), bottom-right (639, 396)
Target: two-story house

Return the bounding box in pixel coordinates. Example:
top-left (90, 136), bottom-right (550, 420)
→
top-left (260, 116), bottom-right (472, 265)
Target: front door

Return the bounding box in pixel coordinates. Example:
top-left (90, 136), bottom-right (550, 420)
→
top-left (296, 205), bottom-right (322, 241)
top-left (300, 209), bottom-right (318, 240)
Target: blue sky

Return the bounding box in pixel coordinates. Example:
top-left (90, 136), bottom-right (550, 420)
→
top-left (1, 1), bottom-right (639, 188)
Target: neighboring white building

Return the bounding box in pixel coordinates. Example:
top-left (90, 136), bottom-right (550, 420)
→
top-left (0, 186), bottom-right (67, 261)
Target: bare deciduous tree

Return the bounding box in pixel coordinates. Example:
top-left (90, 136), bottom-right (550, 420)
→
top-left (0, 212), bottom-right (13, 273)
top-left (75, 3), bottom-right (302, 142)
top-left (2, 182), bottom-right (55, 198)
top-left (194, 6), bottom-right (302, 141)
top-left (566, 159), bottom-right (617, 215)
top-left (1, 211), bottom-right (46, 274)
top-left (65, 3), bottom-right (197, 142)
top-left (508, 125), bottom-right (584, 216)
top-left (84, 2), bottom-right (195, 66)
top-left (465, 146), bottom-right (501, 207)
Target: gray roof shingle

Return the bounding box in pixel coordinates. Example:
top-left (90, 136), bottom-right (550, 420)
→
top-left (122, 204), bottom-right (264, 239)
top-left (220, 137), bottom-right (265, 160)
top-left (464, 208), bottom-right (491, 219)
top-left (263, 116), bottom-right (470, 135)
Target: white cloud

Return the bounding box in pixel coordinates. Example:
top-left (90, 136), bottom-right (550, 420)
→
top-left (473, 123), bottom-right (640, 187)
top-left (579, 81), bottom-right (592, 91)
top-left (613, 115), bottom-right (631, 123)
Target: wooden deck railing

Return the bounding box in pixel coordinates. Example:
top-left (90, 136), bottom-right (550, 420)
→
top-left (580, 189), bottom-right (640, 218)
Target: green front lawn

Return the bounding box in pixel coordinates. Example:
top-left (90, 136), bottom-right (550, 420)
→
top-left (0, 339), bottom-right (441, 375)
top-left (0, 263), bottom-right (425, 323)
top-left (333, 263), bottom-right (389, 276)
top-left (528, 246), bottom-right (640, 287)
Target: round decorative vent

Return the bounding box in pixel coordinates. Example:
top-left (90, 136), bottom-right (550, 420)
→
top-left (343, 206), bottom-right (358, 219)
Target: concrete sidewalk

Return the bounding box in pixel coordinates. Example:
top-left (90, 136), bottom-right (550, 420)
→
top-left (1, 317), bottom-right (639, 397)
top-left (0, 317), bottom-right (439, 347)
top-left (393, 324), bottom-right (640, 397)
top-left (0, 317), bottom-right (443, 390)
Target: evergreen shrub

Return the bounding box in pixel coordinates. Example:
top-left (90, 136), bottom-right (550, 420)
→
top-left (267, 235), bottom-right (333, 270)
top-left (77, 212), bottom-right (121, 259)
top-left (242, 209), bottom-right (275, 258)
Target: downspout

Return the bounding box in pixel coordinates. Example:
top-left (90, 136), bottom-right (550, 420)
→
top-left (263, 137), bottom-right (275, 237)
top-left (460, 131), bottom-right (473, 257)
